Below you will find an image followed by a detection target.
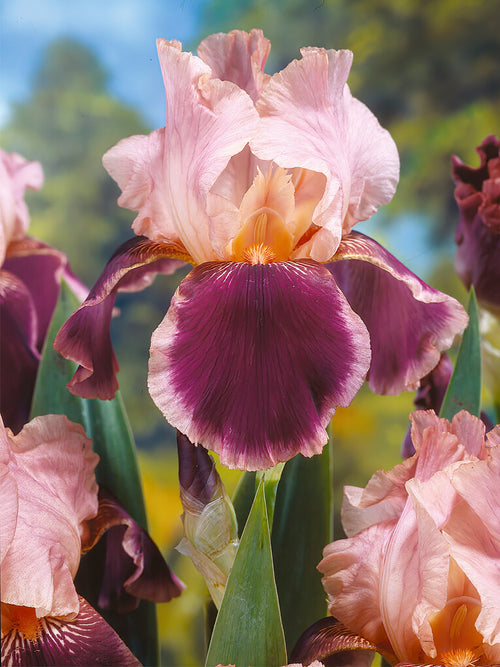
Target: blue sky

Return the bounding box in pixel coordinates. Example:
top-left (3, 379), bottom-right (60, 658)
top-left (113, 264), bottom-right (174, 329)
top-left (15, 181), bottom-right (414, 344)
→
top-left (0, 0), bottom-right (207, 128)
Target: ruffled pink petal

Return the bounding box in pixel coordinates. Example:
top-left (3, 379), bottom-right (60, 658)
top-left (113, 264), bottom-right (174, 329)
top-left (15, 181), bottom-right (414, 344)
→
top-left (328, 232), bottom-right (469, 394)
top-left (1, 415), bottom-right (98, 618)
top-left (341, 455), bottom-right (416, 538)
top-left (103, 39), bottom-right (259, 264)
top-left (445, 444), bottom-right (500, 645)
top-left (0, 149), bottom-right (43, 263)
top-left (54, 236), bottom-right (185, 400)
top-left (149, 259), bottom-right (370, 470)
top-left (319, 522), bottom-right (393, 649)
top-left (197, 29), bottom-right (270, 101)
top-left (1, 597), bottom-right (140, 666)
top-left (251, 48), bottom-right (399, 262)
top-left (81, 488), bottom-right (184, 613)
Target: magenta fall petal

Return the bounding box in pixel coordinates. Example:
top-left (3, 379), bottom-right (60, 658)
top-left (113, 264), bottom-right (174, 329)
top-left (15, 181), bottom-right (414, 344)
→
top-left (54, 236), bottom-right (185, 400)
top-left (148, 259), bottom-right (371, 470)
top-left (328, 232), bottom-right (468, 395)
top-left (1, 597), bottom-right (140, 667)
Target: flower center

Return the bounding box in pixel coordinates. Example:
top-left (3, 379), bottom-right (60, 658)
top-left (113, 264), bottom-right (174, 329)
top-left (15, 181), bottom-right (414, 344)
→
top-left (439, 647), bottom-right (480, 667)
top-left (429, 597), bottom-right (484, 666)
top-left (1, 603), bottom-right (44, 641)
top-left (229, 206), bottom-right (294, 264)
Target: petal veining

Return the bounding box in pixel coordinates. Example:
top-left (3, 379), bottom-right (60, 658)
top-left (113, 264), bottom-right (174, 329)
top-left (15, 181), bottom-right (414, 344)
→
top-left (329, 232), bottom-right (468, 394)
top-left (148, 259), bottom-right (371, 470)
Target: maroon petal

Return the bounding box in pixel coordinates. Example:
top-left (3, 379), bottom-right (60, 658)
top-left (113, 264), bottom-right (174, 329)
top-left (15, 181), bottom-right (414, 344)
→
top-left (0, 270), bottom-right (39, 433)
top-left (82, 488), bottom-right (184, 613)
top-left (149, 259), bottom-right (371, 470)
top-left (1, 598), bottom-right (140, 666)
top-left (329, 232), bottom-right (468, 395)
top-left (54, 236), bottom-right (187, 399)
top-left (289, 616), bottom-right (377, 666)
top-left (5, 238), bottom-right (86, 350)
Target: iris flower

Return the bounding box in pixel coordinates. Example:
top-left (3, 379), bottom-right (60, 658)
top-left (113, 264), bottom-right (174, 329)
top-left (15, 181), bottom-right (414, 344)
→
top-left (0, 148), bottom-right (86, 433)
top-left (453, 135), bottom-right (500, 314)
top-left (318, 410), bottom-right (500, 666)
top-left (0, 414), bottom-right (139, 665)
top-left (55, 30), bottom-right (467, 470)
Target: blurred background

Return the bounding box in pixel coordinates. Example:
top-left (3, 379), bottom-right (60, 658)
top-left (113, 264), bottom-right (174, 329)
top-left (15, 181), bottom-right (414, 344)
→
top-left (2, 0), bottom-right (499, 663)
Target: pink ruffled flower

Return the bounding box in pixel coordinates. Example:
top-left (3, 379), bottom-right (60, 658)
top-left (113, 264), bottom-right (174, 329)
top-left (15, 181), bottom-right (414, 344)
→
top-left (55, 30), bottom-right (467, 470)
top-left (0, 148), bottom-right (87, 433)
top-left (318, 410), bottom-right (500, 666)
top-left (0, 414), bottom-right (140, 665)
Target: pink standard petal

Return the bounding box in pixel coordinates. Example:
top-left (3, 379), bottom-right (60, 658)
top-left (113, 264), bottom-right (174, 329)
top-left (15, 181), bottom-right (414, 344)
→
top-left (54, 236), bottom-right (185, 400)
top-left (103, 39), bottom-right (259, 263)
top-left (1, 415), bottom-right (98, 618)
top-left (149, 259), bottom-right (371, 470)
top-left (1, 596), bottom-right (140, 666)
top-left (319, 522), bottom-right (393, 650)
top-left (197, 29), bottom-right (271, 101)
top-left (251, 48), bottom-right (399, 262)
top-left (0, 149), bottom-right (43, 262)
top-left (329, 232), bottom-right (468, 394)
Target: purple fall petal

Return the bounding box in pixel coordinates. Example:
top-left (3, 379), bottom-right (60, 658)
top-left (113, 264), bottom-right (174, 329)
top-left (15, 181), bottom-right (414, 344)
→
top-left (329, 231), bottom-right (468, 395)
top-left (149, 259), bottom-right (371, 470)
top-left (54, 236), bottom-right (187, 400)
top-left (177, 430), bottom-right (220, 506)
top-left (82, 488), bottom-right (184, 614)
top-left (1, 597), bottom-right (140, 666)
top-left (0, 270), bottom-right (39, 433)
top-left (289, 616), bottom-right (376, 666)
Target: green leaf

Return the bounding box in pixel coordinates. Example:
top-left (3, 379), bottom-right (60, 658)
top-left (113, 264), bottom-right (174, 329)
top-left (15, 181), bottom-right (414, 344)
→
top-left (440, 288), bottom-right (481, 420)
top-left (205, 480), bottom-right (287, 667)
top-left (231, 470), bottom-right (257, 536)
top-left (257, 462), bottom-right (285, 527)
top-left (272, 442), bottom-right (332, 652)
top-left (30, 279), bottom-right (157, 665)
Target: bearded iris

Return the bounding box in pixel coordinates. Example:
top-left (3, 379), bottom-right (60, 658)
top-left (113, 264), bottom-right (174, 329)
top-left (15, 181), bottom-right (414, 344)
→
top-left (318, 410), bottom-right (500, 666)
top-left (55, 30), bottom-right (467, 470)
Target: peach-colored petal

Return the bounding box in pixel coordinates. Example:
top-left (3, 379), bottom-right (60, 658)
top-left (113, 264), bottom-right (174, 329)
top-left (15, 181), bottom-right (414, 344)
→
top-left (103, 39), bottom-right (259, 264)
top-left (0, 415), bottom-right (99, 618)
top-left (319, 522), bottom-right (393, 648)
top-left (341, 455), bottom-right (416, 537)
top-left (445, 445), bottom-right (500, 645)
top-left (0, 149), bottom-right (43, 263)
top-left (197, 29), bottom-right (271, 101)
top-left (252, 47), bottom-right (399, 262)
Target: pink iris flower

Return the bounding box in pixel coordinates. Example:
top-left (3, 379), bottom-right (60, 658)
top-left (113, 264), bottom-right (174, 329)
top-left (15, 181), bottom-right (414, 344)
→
top-left (55, 30), bottom-right (467, 470)
top-left (318, 410), bottom-right (500, 666)
top-left (0, 414), bottom-right (140, 665)
top-left (0, 149), bottom-right (86, 433)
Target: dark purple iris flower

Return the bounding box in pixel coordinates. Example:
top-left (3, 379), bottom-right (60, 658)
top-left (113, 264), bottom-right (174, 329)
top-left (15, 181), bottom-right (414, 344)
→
top-left (453, 135), bottom-right (500, 314)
